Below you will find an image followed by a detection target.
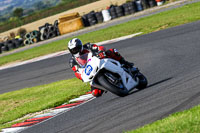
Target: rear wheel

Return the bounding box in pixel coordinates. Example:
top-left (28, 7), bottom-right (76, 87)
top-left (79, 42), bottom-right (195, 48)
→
top-left (136, 72), bottom-right (148, 90)
top-left (97, 72), bottom-right (129, 97)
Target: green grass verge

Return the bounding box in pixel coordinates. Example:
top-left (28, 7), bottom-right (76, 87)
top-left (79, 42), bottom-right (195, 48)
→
top-left (0, 2), bottom-right (200, 66)
top-left (127, 105), bottom-right (200, 133)
top-left (0, 78), bottom-right (90, 130)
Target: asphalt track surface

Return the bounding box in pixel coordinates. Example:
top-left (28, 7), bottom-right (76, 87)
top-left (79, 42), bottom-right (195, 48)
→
top-left (1, 21), bottom-right (200, 132)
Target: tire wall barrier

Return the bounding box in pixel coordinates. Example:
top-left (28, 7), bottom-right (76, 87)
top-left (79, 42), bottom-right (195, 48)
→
top-left (115, 5), bottom-right (124, 17)
top-left (1, 0), bottom-right (161, 54)
top-left (80, 0), bottom-right (160, 28)
top-left (95, 12), bottom-right (104, 23)
top-left (149, 0), bottom-right (157, 7)
top-left (135, 0), bottom-right (143, 11)
top-left (140, 0), bottom-right (150, 9)
top-left (0, 42), bottom-right (3, 53)
top-left (24, 30), bottom-right (40, 45)
top-left (39, 20), bottom-right (60, 41)
top-left (81, 11), bottom-right (103, 27)
top-left (1, 39), bottom-right (24, 53)
top-left (109, 6), bottom-right (118, 19)
top-left (87, 11), bottom-right (98, 26)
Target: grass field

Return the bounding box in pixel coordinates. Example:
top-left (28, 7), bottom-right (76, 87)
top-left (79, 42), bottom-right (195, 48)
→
top-left (0, 78), bottom-right (90, 130)
top-left (127, 105), bottom-right (200, 133)
top-left (0, 1), bottom-right (200, 66)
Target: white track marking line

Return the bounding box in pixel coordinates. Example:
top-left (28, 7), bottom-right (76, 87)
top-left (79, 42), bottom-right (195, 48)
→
top-left (69, 94), bottom-right (94, 103)
top-left (1, 127), bottom-right (27, 133)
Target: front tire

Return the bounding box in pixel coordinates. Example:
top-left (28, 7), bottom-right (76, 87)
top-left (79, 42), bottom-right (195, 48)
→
top-left (97, 73), bottom-right (129, 97)
top-left (136, 72), bottom-right (148, 90)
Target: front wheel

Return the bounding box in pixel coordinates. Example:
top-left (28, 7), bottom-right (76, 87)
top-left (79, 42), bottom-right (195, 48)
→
top-left (97, 73), bottom-right (129, 97)
top-left (136, 72), bottom-right (148, 90)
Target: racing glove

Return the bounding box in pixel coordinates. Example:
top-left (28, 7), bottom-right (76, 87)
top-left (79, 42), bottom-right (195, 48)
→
top-left (96, 51), bottom-right (107, 59)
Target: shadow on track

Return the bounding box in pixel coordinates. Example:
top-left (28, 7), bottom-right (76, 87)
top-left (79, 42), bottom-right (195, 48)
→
top-left (129, 77), bottom-right (173, 95)
top-left (147, 77), bottom-right (173, 88)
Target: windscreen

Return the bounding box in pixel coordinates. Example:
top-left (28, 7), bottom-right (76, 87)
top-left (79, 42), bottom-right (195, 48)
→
top-left (76, 53), bottom-right (88, 67)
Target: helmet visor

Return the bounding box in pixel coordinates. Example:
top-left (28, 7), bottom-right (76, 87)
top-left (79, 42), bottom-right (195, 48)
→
top-left (69, 47), bottom-right (80, 55)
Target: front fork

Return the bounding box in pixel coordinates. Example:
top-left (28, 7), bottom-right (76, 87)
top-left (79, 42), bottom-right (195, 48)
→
top-left (124, 66), bottom-right (140, 85)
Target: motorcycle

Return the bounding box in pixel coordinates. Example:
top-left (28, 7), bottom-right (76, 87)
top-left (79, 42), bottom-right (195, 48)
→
top-left (77, 52), bottom-right (148, 97)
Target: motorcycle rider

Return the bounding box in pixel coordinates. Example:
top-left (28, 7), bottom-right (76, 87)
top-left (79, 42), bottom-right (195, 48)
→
top-left (68, 38), bottom-right (133, 97)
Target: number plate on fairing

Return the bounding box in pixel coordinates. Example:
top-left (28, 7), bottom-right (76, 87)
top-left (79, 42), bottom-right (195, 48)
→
top-left (85, 65), bottom-right (93, 76)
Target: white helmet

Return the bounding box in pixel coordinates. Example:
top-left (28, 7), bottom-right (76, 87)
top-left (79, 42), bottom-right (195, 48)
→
top-left (68, 38), bottom-right (83, 57)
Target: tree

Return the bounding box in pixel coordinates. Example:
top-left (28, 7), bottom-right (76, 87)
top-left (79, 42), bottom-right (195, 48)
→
top-left (34, 1), bottom-right (46, 10)
top-left (45, 1), bottom-right (52, 8)
top-left (13, 8), bottom-right (23, 18)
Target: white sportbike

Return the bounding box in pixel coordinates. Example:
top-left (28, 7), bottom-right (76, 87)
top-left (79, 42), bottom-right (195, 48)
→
top-left (77, 52), bottom-right (148, 97)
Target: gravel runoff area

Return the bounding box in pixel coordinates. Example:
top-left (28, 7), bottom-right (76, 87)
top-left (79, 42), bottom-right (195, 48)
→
top-left (0, 0), bottom-right (199, 58)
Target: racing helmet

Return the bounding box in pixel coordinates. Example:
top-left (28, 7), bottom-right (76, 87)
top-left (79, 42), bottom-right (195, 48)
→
top-left (68, 38), bottom-right (83, 57)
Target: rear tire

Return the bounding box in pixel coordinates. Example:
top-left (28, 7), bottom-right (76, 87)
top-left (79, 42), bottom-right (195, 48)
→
top-left (97, 73), bottom-right (129, 97)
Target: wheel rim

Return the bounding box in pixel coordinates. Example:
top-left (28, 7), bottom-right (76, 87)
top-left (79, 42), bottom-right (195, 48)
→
top-left (104, 73), bottom-right (124, 89)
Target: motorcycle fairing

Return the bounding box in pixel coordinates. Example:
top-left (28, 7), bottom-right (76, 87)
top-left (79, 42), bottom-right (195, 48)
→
top-left (99, 58), bottom-right (138, 91)
top-left (81, 53), bottom-right (138, 91)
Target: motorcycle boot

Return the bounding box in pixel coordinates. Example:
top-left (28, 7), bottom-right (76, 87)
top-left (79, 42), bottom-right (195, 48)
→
top-left (120, 58), bottom-right (134, 68)
top-left (91, 86), bottom-right (104, 97)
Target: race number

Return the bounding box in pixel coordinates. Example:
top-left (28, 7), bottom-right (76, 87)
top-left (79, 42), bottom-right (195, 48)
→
top-left (85, 65), bottom-right (93, 76)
